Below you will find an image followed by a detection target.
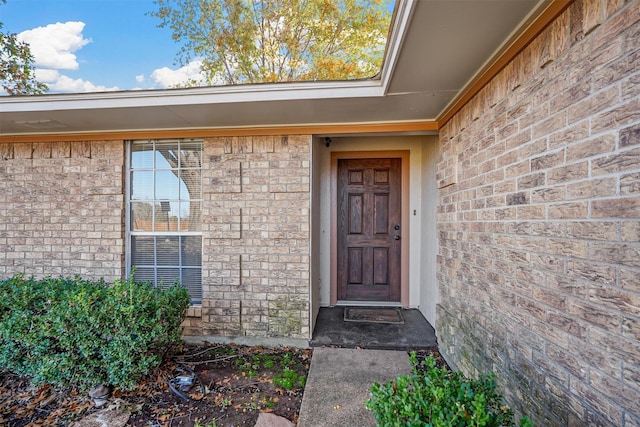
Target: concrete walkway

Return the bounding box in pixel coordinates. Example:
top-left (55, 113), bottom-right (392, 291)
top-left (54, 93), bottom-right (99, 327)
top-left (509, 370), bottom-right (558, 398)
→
top-left (297, 347), bottom-right (411, 427)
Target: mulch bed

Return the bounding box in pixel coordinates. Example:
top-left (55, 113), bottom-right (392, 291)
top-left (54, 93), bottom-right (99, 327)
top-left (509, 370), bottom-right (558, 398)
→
top-left (0, 343), bottom-right (311, 427)
top-left (0, 344), bottom-right (448, 427)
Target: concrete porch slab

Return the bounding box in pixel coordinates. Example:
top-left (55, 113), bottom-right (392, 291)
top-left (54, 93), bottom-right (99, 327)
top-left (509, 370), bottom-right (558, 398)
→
top-left (309, 307), bottom-right (437, 350)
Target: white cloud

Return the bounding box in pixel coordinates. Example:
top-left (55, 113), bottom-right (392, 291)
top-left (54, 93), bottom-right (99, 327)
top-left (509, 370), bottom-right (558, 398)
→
top-left (18, 22), bottom-right (90, 70)
top-left (48, 75), bottom-right (119, 93)
top-left (14, 21), bottom-right (208, 93)
top-left (14, 21), bottom-right (121, 94)
top-left (150, 60), bottom-right (208, 88)
top-left (34, 69), bottom-right (61, 84)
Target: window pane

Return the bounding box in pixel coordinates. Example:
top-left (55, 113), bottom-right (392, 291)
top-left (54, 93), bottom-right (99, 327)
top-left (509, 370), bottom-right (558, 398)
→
top-left (131, 141), bottom-right (154, 169)
top-left (131, 201), bottom-right (154, 231)
top-left (157, 268), bottom-right (180, 290)
top-left (180, 169), bottom-right (201, 200)
top-left (131, 236), bottom-right (155, 265)
top-left (155, 143), bottom-right (178, 169)
top-left (182, 268), bottom-right (202, 303)
top-left (153, 201), bottom-right (179, 231)
top-left (179, 141), bottom-right (202, 168)
top-left (155, 170), bottom-right (180, 200)
top-left (181, 236), bottom-right (202, 266)
top-left (131, 171), bottom-right (154, 200)
top-left (157, 236), bottom-right (179, 266)
top-left (179, 201), bottom-right (201, 231)
top-left (133, 267), bottom-right (155, 285)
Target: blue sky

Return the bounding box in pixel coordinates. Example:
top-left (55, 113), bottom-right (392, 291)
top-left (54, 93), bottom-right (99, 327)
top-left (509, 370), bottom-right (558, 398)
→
top-left (1, 0), bottom-right (195, 92)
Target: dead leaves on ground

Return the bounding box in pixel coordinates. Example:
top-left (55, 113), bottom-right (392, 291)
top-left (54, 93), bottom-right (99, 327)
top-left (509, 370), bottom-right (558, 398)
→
top-left (1, 345), bottom-right (311, 427)
top-left (0, 376), bottom-right (93, 426)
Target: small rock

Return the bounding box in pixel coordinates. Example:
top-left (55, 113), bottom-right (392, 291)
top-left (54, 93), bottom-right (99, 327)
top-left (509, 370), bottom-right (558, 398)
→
top-left (89, 385), bottom-right (110, 399)
top-left (254, 412), bottom-right (294, 427)
top-left (70, 409), bottom-right (130, 427)
top-left (88, 384), bottom-right (111, 407)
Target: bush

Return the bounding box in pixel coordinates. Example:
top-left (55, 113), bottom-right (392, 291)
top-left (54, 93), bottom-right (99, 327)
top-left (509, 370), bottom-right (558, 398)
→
top-left (366, 353), bottom-right (532, 427)
top-left (0, 273), bottom-right (190, 391)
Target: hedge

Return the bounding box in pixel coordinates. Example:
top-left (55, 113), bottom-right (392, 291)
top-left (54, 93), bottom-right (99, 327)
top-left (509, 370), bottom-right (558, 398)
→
top-left (0, 273), bottom-right (190, 391)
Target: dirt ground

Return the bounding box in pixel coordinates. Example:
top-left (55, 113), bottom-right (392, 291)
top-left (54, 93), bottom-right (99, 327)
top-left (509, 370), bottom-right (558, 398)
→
top-left (0, 344), bottom-right (446, 427)
top-left (0, 343), bottom-right (311, 427)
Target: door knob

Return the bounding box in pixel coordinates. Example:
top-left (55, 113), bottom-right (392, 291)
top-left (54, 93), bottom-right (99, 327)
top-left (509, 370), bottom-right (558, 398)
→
top-left (394, 225), bottom-right (400, 230)
top-left (394, 235), bottom-right (401, 240)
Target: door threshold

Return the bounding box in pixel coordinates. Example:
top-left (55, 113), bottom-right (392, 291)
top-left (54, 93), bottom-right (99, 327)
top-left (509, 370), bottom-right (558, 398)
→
top-left (335, 300), bottom-right (403, 307)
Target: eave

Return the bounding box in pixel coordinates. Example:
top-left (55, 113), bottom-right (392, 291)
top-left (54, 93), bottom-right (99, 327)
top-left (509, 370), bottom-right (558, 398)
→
top-left (0, 0), bottom-right (570, 142)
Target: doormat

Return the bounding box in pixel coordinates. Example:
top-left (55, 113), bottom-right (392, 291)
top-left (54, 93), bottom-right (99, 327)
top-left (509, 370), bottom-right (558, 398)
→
top-left (344, 307), bottom-right (405, 324)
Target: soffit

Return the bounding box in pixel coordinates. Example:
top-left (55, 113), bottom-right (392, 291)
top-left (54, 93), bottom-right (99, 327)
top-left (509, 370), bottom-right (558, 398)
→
top-left (0, 0), bottom-right (546, 138)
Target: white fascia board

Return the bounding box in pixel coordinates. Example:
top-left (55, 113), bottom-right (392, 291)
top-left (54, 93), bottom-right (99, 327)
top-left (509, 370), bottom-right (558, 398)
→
top-left (0, 79), bottom-right (385, 113)
top-left (379, 0), bottom-right (417, 93)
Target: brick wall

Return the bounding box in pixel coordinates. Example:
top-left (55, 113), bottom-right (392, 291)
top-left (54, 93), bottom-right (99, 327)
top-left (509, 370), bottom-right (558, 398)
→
top-left (0, 141), bottom-right (125, 281)
top-left (436, 1), bottom-right (639, 426)
top-left (197, 135), bottom-right (311, 340)
top-left (0, 135), bottom-right (310, 341)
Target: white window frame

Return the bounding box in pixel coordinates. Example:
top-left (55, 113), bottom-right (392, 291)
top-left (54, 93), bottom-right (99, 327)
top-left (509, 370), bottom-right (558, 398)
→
top-left (125, 139), bottom-right (203, 304)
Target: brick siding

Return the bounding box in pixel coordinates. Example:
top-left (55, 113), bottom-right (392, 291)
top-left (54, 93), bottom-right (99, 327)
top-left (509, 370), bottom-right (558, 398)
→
top-left (436, 1), bottom-right (639, 425)
top-left (0, 135), bottom-right (311, 341)
top-left (198, 135), bottom-right (311, 340)
top-left (0, 141), bottom-right (125, 281)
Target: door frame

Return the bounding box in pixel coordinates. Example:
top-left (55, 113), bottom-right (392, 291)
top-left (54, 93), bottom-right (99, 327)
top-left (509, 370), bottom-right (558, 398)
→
top-left (330, 150), bottom-right (410, 306)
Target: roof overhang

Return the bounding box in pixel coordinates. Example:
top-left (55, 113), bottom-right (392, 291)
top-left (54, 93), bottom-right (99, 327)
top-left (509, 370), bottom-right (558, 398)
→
top-left (0, 0), bottom-right (570, 141)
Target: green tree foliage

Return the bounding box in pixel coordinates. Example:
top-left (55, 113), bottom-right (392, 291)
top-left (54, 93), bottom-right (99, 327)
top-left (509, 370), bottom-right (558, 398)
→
top-left (0, 0), bottom-right (48, 95)
top-left (151, 0), bottom-right (393, 86)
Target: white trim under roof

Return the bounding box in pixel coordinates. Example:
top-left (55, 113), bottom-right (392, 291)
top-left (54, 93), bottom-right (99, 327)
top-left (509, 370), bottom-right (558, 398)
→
top-left (0, 79), bottom-right (386, 113)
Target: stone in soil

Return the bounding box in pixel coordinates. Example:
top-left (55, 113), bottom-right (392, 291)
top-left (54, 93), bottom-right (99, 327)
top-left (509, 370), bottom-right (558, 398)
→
top-left (254, 412), bottom-right (295, 427)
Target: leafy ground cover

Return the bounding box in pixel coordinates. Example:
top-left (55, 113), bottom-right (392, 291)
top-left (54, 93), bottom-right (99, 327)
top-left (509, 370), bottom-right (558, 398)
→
top-left (0, 343), bottom-right (311, 427)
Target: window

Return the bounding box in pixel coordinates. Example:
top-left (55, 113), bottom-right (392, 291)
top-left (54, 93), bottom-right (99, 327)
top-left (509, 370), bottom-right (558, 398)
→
top-left (127, 139), bottom-right (203, 303)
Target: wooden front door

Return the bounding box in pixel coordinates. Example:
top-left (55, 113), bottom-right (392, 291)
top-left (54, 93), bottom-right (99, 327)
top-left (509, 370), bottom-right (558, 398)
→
top-left (337, 158), bottom-right (402, 302)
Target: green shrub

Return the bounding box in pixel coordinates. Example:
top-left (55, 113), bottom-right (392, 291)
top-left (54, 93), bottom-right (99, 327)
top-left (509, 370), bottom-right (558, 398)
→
top-left (366, 353), bottom-right (532, 427)
top-left (0, 273), bottom-right (190, 391)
